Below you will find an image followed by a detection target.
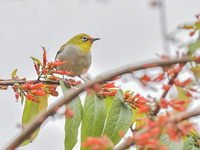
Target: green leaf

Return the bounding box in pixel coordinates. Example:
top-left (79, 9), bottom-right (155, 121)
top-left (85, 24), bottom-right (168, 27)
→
top-left (104, 96), bottom-right (114, 117)
top-left (183, 136), bottom-right (196, 150)
top-left (21, 95), bottom-right (48, 146)
top-left (160, 134), bottom-right (184, 150)
top-left (81, 91), bottom-right (107, 150)
top-left (31, 57), bottom-right (43, 66)
top-left (188, 40), bottom-right (200, 56)
top-left (11, 69), bottom-right (17, 78)
top-left (60, 81), bottom-right (83, 150)
top-left (103, 89), bottom-right (132, 145)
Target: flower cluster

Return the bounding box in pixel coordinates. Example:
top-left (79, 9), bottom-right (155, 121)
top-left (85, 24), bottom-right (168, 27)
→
top-left (126, 113), bottom-right (194, 149)
top-left (160, 98), bottom-right (190, 111)
top-left (64, 79), bottom-right (82, 88)
top-left (6, 47), bottom-right (83, 103)
top-left (138, 63), bottom-right (185, 88)
top-left (124, 93), bottom-right (151, 114)
top-left (12, 81), bottom-right (58, 103)
top-left (33, 47), bottom-right (73, 80)
top-left (93, 80), bottom-right (119, 98)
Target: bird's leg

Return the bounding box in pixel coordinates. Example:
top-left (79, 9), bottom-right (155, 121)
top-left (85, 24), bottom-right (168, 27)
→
top-left (62, 75), bottom-right (68, 87)
top-left (78, 74), bottom-right (92, 82)
top-left (78, 75), bottom-right (86, 82)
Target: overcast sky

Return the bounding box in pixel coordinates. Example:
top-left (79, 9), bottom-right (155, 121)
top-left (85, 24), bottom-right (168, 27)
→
top-left (0, 0), bottom-right (200, 150)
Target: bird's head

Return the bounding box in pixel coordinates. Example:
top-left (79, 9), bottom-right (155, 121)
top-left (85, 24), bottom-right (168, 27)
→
top-left (65, 33), bottom-right (100, 53)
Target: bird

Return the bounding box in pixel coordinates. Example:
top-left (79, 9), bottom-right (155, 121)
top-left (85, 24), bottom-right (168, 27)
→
top-left (55, 33), bottom-right (100, 77)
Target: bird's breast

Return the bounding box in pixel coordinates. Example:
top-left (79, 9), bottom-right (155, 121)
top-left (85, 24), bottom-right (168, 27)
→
top-left (56, 44), bottom-right (92, 76)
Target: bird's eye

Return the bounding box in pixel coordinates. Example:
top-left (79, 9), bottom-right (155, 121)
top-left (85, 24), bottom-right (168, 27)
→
top-left (82, 36), bottom-right (88, 42)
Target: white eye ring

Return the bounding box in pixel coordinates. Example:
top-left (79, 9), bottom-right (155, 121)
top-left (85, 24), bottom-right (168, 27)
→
top-left (82, 36), bottom-right (88, 42)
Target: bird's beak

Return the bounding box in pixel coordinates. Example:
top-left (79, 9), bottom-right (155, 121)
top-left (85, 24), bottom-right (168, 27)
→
top-left (90, 38), bottom-right (100, 43)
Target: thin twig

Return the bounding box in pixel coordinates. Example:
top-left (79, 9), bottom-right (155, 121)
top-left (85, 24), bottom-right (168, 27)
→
top-left (4, 56), bottom-right (195, 149)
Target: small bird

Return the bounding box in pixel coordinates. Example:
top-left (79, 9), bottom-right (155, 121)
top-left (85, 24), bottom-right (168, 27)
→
top-left (55, 33), bottom-right (100, 77)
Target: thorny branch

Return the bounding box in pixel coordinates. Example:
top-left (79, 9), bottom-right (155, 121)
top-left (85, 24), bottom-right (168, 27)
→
top-left (4, 56), bottom-right (198, 150)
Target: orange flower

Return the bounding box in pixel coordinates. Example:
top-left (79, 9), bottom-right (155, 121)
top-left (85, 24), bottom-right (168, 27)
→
top-left (174, 79), bottom-right (180, 86)
top-left (42, 68), bottom-right (48, 74)
top-left (135, 96), bottom-right (150, 105)
top-left (190, 30), bottom-right (196, 36)
top-left (25, 94), bottom-right (40, 103)
top-left (31, 89), bottom-right (47, 96)
top-left (137, 105), bottom-right (151, 114)
top-left (179, 78), bottom-right (192, 87)
top-left (22, 81), bottom-right (33, 90)
top-left (54, 59), bottom-right (68, 67)
top-left (133, 93), bottom-right (140, 99)
top-left (173, 64), bottom-right (184, 73)
top-left (140, 74), bottom-right (151, 86)
top-left (123, 92), bottom-right (130, 100)
top-left (167, 124), bottom-right (178, 141)
top-left (53, 70), bottom-right (73, 75)
top-left (15, 92), bottom-right (19, 100)
top-left (31, 82), bottom-right (45, 90)
top-left (160, 98), bottom-right (168, 108)
top-left (48, 75), bottom-right (60, 81)
top-left (46, 85), bottom-right (57, 91)
top-left (34, 62), bottom-right (40, 75)
top-left (12, 85), bottom-right (17, 92)
top-left (168, 99), bottom-right (189, 111)
top-left (101, 82), bottom-right (116, 88)
top-left (153, 73), bottom-right (165, 82)
top-left (42, 47), bottom-right (47, 68)
top-left (49, 90), bottom-right (58, 96)
top-left (163, 84), bottom-right (171, 90)
top-left (111, 76), bottom-right (121, 81)
top-left (93, 83), bottom-right (101, 92)
top-left (107, 90), bottom-right (118, 96)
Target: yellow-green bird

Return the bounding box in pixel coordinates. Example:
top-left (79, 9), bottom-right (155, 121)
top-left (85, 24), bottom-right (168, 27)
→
top-left (55, 33), bottom-right (100, 77)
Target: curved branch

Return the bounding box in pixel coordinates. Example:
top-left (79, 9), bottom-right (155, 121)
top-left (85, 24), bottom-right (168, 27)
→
top-left (4, 57), bottom-right (194, 149)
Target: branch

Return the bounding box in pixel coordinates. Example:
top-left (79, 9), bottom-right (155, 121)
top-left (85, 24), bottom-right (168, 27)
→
top-left (114, 108), bottom-right (200, 150)
top-left (152, 71), bottom-right (178, 116)
top-left (4, 56), bottom-right (195, 149)
top-left (0, 80), bottom-right (60, 86)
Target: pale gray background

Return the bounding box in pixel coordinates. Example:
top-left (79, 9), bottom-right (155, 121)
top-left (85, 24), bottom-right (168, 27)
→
top-left (0, 0), bottom-right (200, 149)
